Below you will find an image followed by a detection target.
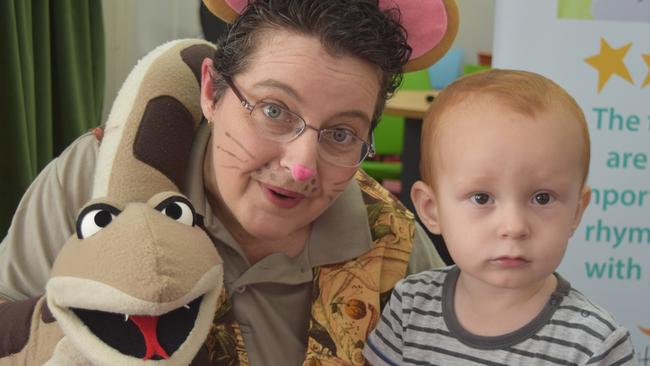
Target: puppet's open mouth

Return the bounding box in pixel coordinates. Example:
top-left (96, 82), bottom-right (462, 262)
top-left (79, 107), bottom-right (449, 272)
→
top-left (71, 296), bottom-right (203, 360)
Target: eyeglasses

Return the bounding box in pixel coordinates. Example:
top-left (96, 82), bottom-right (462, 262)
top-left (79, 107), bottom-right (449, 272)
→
top-left (224, 77), bottom-right (375, 168)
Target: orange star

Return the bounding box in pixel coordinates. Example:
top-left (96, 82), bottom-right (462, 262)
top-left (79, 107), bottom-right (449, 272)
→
top-left (585, 38), bottom-right (634, 93)
top-left (642, 54), bottom-right (650, 88)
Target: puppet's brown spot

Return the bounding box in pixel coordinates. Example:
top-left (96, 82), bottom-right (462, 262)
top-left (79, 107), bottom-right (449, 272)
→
top-left (134, 96), bottom-right (195, 190)
top-left (181, 44), bottom-right (215, 85)
top-left (41, 301), bottom-right (56, 323)
top-left (0, 297), bottom-right (40, 357)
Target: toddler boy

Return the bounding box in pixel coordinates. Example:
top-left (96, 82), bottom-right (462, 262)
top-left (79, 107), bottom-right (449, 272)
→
top-left (363, 69), bottom-right (636, 365)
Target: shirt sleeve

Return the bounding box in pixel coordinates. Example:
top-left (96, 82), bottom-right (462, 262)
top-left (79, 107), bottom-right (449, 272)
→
top-left (407, 222), bottom-right (445, 275)
top-left (0, 133), bottom-right (98, 301)
top-left (586, 327), bottom-right (637, 366)
top-left (363, 281), bottom-right (407, 366)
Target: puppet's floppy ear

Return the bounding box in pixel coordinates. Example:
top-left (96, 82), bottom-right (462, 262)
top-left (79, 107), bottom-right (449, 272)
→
top-left (202, 0), bottom-right (459, 72)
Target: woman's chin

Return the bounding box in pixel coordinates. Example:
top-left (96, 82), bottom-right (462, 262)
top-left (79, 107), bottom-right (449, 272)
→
top-left (243, 219), bottom-right (308, 243)
top-left (247, 226), bottom-right (293, 241)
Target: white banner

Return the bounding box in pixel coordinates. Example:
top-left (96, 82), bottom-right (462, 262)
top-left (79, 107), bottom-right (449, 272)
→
top-left (493, 0), bottom-right (650, 361)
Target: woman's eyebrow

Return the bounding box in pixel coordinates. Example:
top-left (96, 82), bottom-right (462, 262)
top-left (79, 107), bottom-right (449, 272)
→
top-left (254, 79), bottom-right (371, 125)
top-left (253, 79), bottom-right (303, 103)
top-left (329, 110), bottom-right (371, 125)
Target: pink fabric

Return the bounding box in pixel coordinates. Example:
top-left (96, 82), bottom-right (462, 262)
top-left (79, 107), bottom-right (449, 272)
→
top-left (379, 0), bottom-right (448, 59)
top-left (225, 0), bottom-right (247, 13)
top-left (224, 0), bottom-right (449, 60)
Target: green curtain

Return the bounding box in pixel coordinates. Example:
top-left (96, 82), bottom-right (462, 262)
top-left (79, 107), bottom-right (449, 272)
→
top-left (0, 0), bottom-right (105, 237)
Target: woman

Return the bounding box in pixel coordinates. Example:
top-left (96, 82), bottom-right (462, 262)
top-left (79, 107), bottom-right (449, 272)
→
top-left (0, 0), bottom-right (458, 364)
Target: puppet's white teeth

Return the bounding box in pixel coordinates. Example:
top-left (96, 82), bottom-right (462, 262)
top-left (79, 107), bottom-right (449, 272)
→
top-left (124, 314), bottom-right (129, 322)
top-left (183, 304), bottom-right (190, 309)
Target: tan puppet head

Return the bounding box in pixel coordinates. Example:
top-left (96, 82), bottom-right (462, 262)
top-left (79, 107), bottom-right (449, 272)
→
top-left (0, 39), bottom-right (223, 366)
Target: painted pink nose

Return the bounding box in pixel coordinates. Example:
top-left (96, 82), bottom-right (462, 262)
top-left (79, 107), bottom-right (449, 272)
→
top-left (292, 164), bottom-right (315, 182)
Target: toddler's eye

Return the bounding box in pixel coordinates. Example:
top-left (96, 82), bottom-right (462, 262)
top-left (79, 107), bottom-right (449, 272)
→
top-left (533, 192), bottom-right (553, 205)
top-left (470, 193), bottom-right (492, 205)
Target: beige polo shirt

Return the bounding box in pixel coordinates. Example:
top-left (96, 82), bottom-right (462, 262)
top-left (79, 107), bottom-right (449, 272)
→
top-left (0, 124), bottom-right (444, 365)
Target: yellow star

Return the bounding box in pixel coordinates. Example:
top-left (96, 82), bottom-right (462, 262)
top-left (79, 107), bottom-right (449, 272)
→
top-left (585, 38), bottom-right (634, 92)
top-left (642, 54), bottom-right (650, 88)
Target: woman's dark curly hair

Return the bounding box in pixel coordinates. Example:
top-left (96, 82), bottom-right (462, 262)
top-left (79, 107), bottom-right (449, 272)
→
top-left (210, 0), bottom-right (412, 130)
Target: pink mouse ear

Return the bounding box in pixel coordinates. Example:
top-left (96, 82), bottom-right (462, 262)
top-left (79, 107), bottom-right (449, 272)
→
top-left (203, 0), bottom-right (459, 71)
top-left (203, 0), bottom-right (245, 23)
top-left (380, 0), bottom-right (459, 71)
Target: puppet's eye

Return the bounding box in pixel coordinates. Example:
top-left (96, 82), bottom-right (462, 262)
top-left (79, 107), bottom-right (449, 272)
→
top-left (76, 204), bottom-right (121, 239)
top-left (155, 196), bottom-right (195, 226)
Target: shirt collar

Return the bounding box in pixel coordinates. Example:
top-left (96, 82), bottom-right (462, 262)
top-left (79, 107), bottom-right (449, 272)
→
top-left (307, 178), bottom-right (374, 266)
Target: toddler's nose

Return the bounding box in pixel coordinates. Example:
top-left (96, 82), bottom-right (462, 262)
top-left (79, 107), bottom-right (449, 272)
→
top-left (498, 206), bottom-right (530, 240)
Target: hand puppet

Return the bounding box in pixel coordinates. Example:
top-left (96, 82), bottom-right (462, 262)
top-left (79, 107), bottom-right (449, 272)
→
top-left (0, 39), bottom-right (223, 366)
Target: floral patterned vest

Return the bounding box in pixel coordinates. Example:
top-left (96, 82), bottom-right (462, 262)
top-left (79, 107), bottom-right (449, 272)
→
top-left (201, 171), bottom-right (415, 365)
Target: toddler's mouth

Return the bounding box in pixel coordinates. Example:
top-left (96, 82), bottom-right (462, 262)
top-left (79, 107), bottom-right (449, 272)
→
top-left (491, 256), bottom-right (529, 268)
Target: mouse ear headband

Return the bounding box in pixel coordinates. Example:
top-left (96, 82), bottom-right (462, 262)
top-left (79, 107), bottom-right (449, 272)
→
top-left (202, 0), bottom-right (459, 71)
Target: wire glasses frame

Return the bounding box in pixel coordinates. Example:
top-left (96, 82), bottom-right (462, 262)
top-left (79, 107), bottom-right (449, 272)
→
top-left (223, 77), bottom-right (375, 168)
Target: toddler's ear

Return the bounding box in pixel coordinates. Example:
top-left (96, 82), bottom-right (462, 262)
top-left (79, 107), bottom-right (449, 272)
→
top-left (571, 185), bottom-right (592, 236)
top-left (411, 181), bottom-right (441, 234)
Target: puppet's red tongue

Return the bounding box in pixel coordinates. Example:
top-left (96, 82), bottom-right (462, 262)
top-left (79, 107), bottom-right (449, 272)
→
top-left (129, 315), bottom-right (170, 360)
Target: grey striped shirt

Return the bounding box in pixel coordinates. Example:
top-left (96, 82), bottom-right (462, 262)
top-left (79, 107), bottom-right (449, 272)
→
top-left (364, 266), bottom-right (636, 365)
